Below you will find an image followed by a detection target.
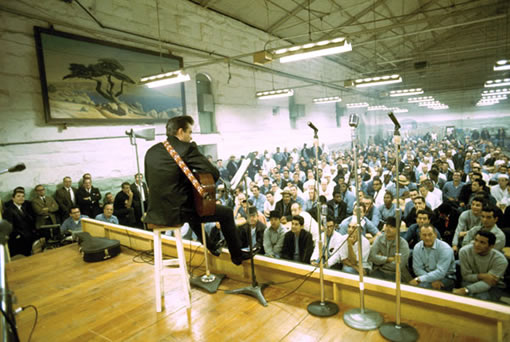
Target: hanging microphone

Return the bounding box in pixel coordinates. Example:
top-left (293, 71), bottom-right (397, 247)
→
top-left (307, 121), bottom-right (319, 132)
top-left (348, 114), bottom-right (359, 128)
top-left (388, 112), bottom-right (401, 129)
top-left (0, 163), bottom-right (26, 175)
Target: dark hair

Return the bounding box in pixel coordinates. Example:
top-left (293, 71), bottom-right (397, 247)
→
top-left (166, 115), bottom-right (194, 137)
top-left (384, 191), bottom-right (394, 200)
top-left (472, 178), bottom-right (486, 187)
top-left (416, 208), bottom-right (434, 220)
top-left (326, 215), bottom-right (336, 223)
top-left (482, 205), bottom-right (501, 219)
top-left (252, 184), bottom-right (260, 190)
top-left (476, 230), bottom-right (496, 246)
top-left (292, 215), bottom-right (304, 226)
top-left (384, 216), bottom-right (397, 228)
top-left (372, 178), bottom-right (382, 185)
top-left (471, 196), bottom-right (486, 206)
top-left (413, 195), bottom-right (426, 203)
top-left (121, 181), bottom-right (130, 188)
top-left (12, 189), bottom-right (24, 198)
top-left (69, 206), bottom-right (80, 213)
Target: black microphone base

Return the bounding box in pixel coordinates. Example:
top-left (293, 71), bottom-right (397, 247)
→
top-left (379, 322), bottom-right (419, 342)
top-left (307, 300), bottom-right (339, 317)
top-left (225, 283), bottom-right (269, 307)
top-left (190, 273), bottom-right (225, 293)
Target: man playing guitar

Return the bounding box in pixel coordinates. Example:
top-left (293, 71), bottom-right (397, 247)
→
top-left (144, 115), bottom-right (248, 265)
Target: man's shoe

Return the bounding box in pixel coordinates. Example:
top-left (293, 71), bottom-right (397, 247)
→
top-left (208, 240), bottom-right (225, 257)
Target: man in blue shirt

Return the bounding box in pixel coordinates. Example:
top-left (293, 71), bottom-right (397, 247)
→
top-left (249, 185), bottom-right (267, 213)
top-left (410, 224), bottom-right (456, 291)
top-left (60, 206), bottom-right (89, 234)
top-left (95, 203), bottom-right (119, 225)
top-left (442, 170), bottom-right (464, 205)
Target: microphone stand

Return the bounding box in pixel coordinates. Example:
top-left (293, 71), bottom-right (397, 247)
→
top-left (226, 158), bottom-right (269, 306)
top-left (127, 131), bottom-right (147, 230)
top-left (343, 114), bottom-right (383, 331)
top-left (307, 126), bottom-right (339, 317)
top-left (379, 113), bottom-right (419, 341)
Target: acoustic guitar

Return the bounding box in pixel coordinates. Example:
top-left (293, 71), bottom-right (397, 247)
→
top-left (193, 173), bottom-right (216, 216)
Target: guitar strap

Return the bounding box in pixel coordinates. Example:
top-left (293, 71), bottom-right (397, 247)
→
top-left (162, 140), bottom-right (207, 198)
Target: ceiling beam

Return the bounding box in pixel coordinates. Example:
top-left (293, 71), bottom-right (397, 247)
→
top-left (266, 0), bottom-right (318, 34)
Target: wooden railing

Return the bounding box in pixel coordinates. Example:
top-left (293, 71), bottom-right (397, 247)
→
top-left (82, 218), bottom-right (510, 342)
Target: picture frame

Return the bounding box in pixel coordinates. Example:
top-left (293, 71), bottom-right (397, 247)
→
top-left (34, 26), bottom-right (187, 124)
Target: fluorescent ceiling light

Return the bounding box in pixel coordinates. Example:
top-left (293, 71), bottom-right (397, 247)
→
top-left (313, 96), bottom-right (342, 104)
top-left (477, 100), bottom-right (499, 106)
top-left (408, 96), bottom-right (434, 103)
top-left (484, 78), bottom-right (510, 88)
top-left (482, 88), bottom-right (510, 96)
top-left (387, 107), bottom-right (408, 113)
top-left (389, 88), bottom-right (424, 97)
top-left (494, 59), bottom-right (510, 71)
top-left (346, 102), bottom-right (369, 108)
top-left (367, 105), bottom-right (388, 111)
top-left (431, 105), bottom-right (449, 110)
top-left (482, 94), bottom-right (507, 100)
top-left (346, 75), bottom-right (402, 88)
top-left (256, 88), bottom-right (294, 99)
top-left (140, 70), bottom-right (191, 88)
top-left (273, 38), bottom-right (352, 63)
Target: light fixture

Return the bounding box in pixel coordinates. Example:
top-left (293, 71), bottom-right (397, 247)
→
top-left (140, 70), bottom-right (191, 88)
top-left (367, 105), bottom-right (388, 111)
top-left (482, 88), bottom-right (510, 96)
top-left (494, 59), bottom-right (510, 71)
top-left (431, 105), bottom-right (449, 110)
top-left (419, 101), bottom-right (440, 107)
top-left (387, 107), bottom-right (408, 113)
top-left (346, 102), bottom-right (369, 108)
top-left (313, 96), bottom-right (342, 104)
top-left (477, 99), bottom-right (499, 106)
top-left (270, 37), bottom-right (352, 64)
top-left (482, 94), bottom-right (508, 100)
top-left (389, 88), bottom-right (424, 97)
top-left (345, 74), bottom-right (402, 88)
top-left (484, 78), bottom-right (510, 87)
top-left (256, 88), bottom-right (294, 99)
top-left (408, 96), bottom-right (434, 103)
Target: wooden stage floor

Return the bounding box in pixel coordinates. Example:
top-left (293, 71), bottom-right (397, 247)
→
top-left (7, 244), bottom-right (483, 342)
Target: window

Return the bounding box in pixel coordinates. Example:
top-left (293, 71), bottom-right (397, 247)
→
top-left (196, 73), bottom-right (216, 133)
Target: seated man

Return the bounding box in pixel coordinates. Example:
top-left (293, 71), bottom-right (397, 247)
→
top-left (249, 185), bottom-right (267, 213)
top-left (340, 221), bottom-right (371, 275)
top-left (370, 217), bottom-right (411, 281)
top-left (311, 216), bottom-right (346, 270)
top-left (363, 195), bottom-right (381, 229)
top-left (32, 184), bottom-right (60, 229)
top-left (403, 208), bottom-right (441, 250)
top-left (113, 182), bottom-right (136, 227)
top-left (453, 231), bottom-right (508, 302)
top-left (239, 206), bottom-right (265, 255)
top-left (452, 196), bottom-right (484, 253)
top-left (60, 207), bottom-right (89, 235)
top-left (462, 204), bottom-right (506, 251)
top-left (281, 215), bottom-right (314, 264)
top-left (410, 224), bottom-right (456, 291)
top-left (338, 205), bottom-right (381, 243)
top-left (378, 191), bottom-right (396, 223)
top-left (95, 203), bottom-right (119, 224)
top-left (327, 190), bottom-right (347, 225)
top-left (263, 210), bottom-right (286, 258)
top-left (290, 202), bottom-right (319, 242)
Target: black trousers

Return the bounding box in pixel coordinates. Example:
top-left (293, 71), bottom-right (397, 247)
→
top-left (186, 204), bottom-right (243, 263)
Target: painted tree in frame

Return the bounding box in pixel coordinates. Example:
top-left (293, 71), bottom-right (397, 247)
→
top-left (34, 26), bottom-right (187, 123)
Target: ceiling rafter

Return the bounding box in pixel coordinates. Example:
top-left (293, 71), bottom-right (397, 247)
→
top-left (266, 0), bottom-right (319, 34)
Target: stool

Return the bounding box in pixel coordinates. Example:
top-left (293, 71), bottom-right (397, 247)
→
top-left (148, 224), bottom-right (191, 315)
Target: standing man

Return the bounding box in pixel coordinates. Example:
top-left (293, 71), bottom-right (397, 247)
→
top-left (32, 184), bottom-right (59, 229)
top-left (3, 189), bottom-right (38, 256)
top-left (131, 173), bottom-right (149, 225)
top-left (55, 176), bottom-right (77, 221)
top-left (144, 115), bottom-right (247, 265)
top-left (76, 178), bottom-right (102, 218)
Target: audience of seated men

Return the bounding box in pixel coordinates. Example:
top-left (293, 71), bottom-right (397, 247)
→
top-left (95, 203), bottom-right (119, 224)
top-left (281, 215), bottom-right (314, 264)
top-left (310, 216), bottom-right (346, 270)
top-left (76, 178), bottom-right (102, 218)
top-left (453, 230), bottom-right (509, 302)
top-left (409, 224), bottom-right (456, 291)
top-left (55, 176), bottom-right (77, 221)
top-left (239, 206), bottom-right (265, 255)
top-left (263, 210), bottom-right (286, 258)
top-left (369, 217), bottom-right (411, 282)
top-left (113, 182), bottom-right (136, 227)
top-left (462, 205), bottom-right (506, 251)
top-left (32, 184), bottom-right (60, 229)
top-left (60, 207), bottom-right (88, 235)
top-left (3, 188), bottom-right (39, 256)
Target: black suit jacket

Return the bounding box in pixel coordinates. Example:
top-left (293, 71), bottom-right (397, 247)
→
top-left (144, 136), bottom-right (219, 226)
top-left (327, 199), bottom-right (347, 224)
top-left (130, 182), bottom-right (149, 204)
top-left (281, 230), bottom-right (314, 264)
top-left (274, 199), bottom-right (295, 221)
top-left (55, 187), bottom-right (77, 218)
top-left (76, 186), bottom-right (102, 217)
top-left (239, 221), bottom-right (265, 254)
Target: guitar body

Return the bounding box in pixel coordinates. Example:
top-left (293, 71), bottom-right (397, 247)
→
top-left (193, 173), bottom-right (216, 217)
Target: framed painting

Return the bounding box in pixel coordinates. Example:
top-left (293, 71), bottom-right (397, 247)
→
top-left (34, 26), bottom-right (187, 123)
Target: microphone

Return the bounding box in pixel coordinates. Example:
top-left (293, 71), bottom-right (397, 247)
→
top-left (307, 121), bottom-right (319, 132)
top-left (388, 112), bottom-right (401, 129)
top-left (348, 114), bottom-right (359, 128)
top-left (321, 204), bottom-right (328, 229)
top-left (0, 163), bottom-right (26, 175)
